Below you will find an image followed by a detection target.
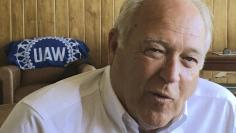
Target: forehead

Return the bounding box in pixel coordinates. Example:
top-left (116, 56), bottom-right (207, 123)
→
top-left (133, 0), bottom-right (204, 35)
top-left (127, 0), bottom-right (206, 53)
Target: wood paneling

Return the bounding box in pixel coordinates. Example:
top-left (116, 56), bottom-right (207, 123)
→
top-left (200, 71), bottom-right (213, 80)
top-left (37, 0), bottom-right (55, 36)
top-left (0, 0), bottom-right (235, 70)
top-left (0, 0), bottom-right (11, 46)
top-left (55, 0), bottom-right (69, 37)
top-left (85, 0), bottom-right (101, 67)
top-left (69, 0), bottom-right (85, 40)
top-left (227, 73), bottom-right (236, 84)
top-left (24, 0), bottom-right (37, 38)
top-left (212, 71), bottom-right (227, 83)
top-left (101, 0), bottom-right (113, 66)
top-left (11, 0), bottom-right (24, 40)
top-left (0, 0), bottom-right (11, 66)
top-left (212, 0), bottom-right (228, 51)
top-left (228, 0), bottom-right (236, 50)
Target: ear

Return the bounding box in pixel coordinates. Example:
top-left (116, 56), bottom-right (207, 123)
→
top-left (109, 28), bottom-right (119, 64)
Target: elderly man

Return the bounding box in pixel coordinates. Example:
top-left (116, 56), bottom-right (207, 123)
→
top-left (1, 0), bottom-right (236, 132)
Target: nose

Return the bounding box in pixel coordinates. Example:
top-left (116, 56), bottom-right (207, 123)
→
top-left (160, 57), bottom-right (180, 83)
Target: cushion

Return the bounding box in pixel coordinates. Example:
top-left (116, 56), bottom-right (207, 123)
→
top-left (14, 83), bottom-right (49, 102)
top-left (7, 37), bottom-right (89, 70)
top-left (21, 67), bottom-right (65, 86)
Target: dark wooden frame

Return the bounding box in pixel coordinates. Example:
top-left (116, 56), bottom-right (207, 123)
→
top-left (203, 53), bottom-right (236, 96)
top-left (203, 53), bottom-right (236, 71)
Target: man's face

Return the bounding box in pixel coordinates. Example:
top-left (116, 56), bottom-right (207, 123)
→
top-left (110, 0), bottom-right (206, 131)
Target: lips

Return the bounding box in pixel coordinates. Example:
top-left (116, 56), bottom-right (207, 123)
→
top-left (149, 91), bottom-right (174, 102)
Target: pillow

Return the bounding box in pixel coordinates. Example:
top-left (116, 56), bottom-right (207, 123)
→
top-left (7, 37), bottom-right (89, 70)
top-left (21, 67), bottom-right (65, 86)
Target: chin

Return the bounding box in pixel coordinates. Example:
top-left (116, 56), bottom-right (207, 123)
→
top-left (137, 108), bottom-right (175, 130)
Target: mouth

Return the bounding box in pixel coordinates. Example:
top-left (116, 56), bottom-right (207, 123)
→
top-left (149, 91), bottom-right (174, 103)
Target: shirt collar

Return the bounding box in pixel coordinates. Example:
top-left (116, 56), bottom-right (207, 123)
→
top-left (100, 66), bottom-right (129, 132)
top-left (100, 66), bottom-right (188, 133)
top-left (165, 101), bottom-right (188, 132)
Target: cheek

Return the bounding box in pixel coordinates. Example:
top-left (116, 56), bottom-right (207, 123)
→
top-left (130, 57), bottom-right (164, 91)
top-left (133, 56), bottom-right (163, 78)
top-left (125, 58), bottom-right (152, 92)
top-left (179, 68), bottom-right (199, 99)
top-left (124, 56), bottom-right (163, 100)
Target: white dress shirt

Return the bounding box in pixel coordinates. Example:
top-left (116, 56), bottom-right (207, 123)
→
top-left (1, 66), bottom-right (236, 133)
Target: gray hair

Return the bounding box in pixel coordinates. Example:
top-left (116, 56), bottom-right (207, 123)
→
top-left (114, 0), bottom-right (213, 53)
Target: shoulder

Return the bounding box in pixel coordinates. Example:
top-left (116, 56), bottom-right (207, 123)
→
top-left (19, 67), bottom-right (106, 119)
top-left (1, 103), bottom-right (51, 133)
top-left (1, 67), bottom-right (110, 132)
top-left (193, 78), bottom-right (236, 106)
top-left (184, 78), bottom-right (236, 131)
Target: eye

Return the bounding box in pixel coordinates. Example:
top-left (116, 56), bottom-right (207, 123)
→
top-left (144, 48), bottom-right (165, 59)
top-left (182, 56), bottom-right (198, 68)
top-left (183, 57), bottom-right (198, 63)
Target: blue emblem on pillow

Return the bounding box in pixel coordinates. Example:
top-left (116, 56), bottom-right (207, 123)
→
top-left (7, 37), bottom-right (89, 70)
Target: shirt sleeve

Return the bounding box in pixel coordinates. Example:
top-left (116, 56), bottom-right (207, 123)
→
top-left (0, 102), bottom-right (50, 133)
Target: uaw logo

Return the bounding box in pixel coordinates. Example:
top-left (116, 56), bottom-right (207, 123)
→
top-left (14, 37), bottom-right (83, 70)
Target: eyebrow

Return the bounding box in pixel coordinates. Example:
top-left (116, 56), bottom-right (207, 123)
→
top-left (143, 39), bottom-right (168, 46)
top-left (143, 38), bottom-right (203, 56)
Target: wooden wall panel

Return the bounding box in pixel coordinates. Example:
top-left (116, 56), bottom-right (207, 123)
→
top-left (37, 0), bottom-right (55, 36)
top-left (212, 0), bottom-right (228, 51)
top-left (69, 0), bottom-right (85, 40)
top-left (227, 73), bottom-right (236, 84)
top-left (0, 0), bottom-right (235, 72)
top-left (101, 0), bottom-right (114, 66)
top-left (85, 0), bottom-right (101, 67)
top-left (212, 71), bottom-right (227, 83)
top-left (200, 71), bottom-right (213, 80)
top-left (0, 0), bottom-right (11, 66)
top-left (55, 0), bottom-right (69, 37)
top-left (24, 0), bottom-right (37, 38)
top-left (11, 0), bottom-right (24, 40)
top-left (228, 0), bottom-right (236, 50)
